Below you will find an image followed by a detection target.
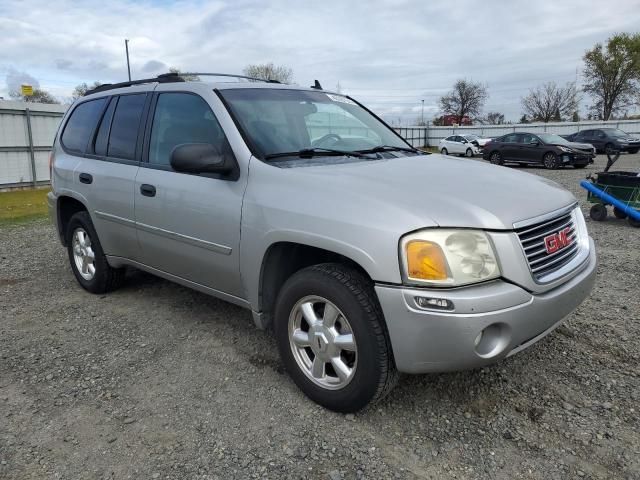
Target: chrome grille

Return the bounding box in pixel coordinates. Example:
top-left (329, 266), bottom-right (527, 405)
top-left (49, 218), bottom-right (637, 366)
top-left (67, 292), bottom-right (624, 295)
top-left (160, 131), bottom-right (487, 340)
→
top-left (515, 210), bottom-right (579, 280)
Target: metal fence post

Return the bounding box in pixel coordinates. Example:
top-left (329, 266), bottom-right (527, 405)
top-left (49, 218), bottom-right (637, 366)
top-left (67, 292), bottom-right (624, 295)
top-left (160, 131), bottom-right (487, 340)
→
top-left (25, 108), bottom-right (37, 186)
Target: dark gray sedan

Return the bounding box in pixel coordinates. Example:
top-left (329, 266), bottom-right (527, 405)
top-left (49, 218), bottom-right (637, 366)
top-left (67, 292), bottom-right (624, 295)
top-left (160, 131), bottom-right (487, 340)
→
top-left (482, 132), bottom-right (596, 169)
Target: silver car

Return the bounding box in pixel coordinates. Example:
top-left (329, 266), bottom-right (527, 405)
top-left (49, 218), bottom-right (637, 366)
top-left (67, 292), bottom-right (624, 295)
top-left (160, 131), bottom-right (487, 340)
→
top-left (48, 73), bottom-right (597, 412)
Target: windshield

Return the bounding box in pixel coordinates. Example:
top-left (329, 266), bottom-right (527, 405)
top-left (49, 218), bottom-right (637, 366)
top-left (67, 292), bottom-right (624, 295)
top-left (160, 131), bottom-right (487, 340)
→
top-left (604, 128), bottom-right (629, 138)
top-left (219, 88), bottom-right (409, 159)
top-left (537, 133), bottom-right (569, 144)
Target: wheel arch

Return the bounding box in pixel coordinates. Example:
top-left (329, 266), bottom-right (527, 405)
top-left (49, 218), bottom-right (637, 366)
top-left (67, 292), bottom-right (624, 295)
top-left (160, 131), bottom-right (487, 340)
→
top-left (57, 194), bottom-right (89, 246)
top-left (254, 241), bottom-right (375, 330)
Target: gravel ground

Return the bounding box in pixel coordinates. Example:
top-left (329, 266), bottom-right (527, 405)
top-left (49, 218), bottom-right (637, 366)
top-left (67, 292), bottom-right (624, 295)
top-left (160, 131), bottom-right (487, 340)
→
top-left (1, 154), bottom-right (639, 480)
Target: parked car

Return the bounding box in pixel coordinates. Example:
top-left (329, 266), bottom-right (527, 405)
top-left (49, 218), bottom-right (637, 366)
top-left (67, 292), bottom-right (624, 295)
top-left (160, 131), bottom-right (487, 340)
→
top-left (562, 128), bottom-right (640, 154)
top-left (461, 134), bottom-right (493, 150)
top-left (48, 72), bottom-right (596, 412)
top-left (482, 132), bottom-right (596, 169)
top-left (439, 135), bottom-right (480, 157)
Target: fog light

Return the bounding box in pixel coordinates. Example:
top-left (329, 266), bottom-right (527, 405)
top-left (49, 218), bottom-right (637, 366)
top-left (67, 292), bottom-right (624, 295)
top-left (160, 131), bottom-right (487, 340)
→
top-left (414, 296), bottom-right (454, 311)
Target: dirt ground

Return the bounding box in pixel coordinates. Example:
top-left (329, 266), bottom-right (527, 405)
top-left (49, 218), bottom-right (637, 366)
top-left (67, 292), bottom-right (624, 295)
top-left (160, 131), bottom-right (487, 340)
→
top-left (1, 154), bottom-right (639, 480)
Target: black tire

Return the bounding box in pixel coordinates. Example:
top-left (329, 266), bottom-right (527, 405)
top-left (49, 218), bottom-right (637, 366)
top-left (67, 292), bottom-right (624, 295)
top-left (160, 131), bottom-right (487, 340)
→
top-left (465, 148), bottom-right (473, 157)
top-left (628, 216), bottom-right (640, 228)
top-left (629, 149), bottom-right (639, 154)
top-left (489, 151), bottom-right (503, 165)
top-left (613, 207), bottom-right (628, 219)
top-left (573, 164), bottom-right (587, 169)
top-left (543, 152), bottom-right (559, 169)
top-left (274, 263), bottom-right (398, 412)
top-left (66, 211), bottom-right (125, 294)
top-left (589, 204), bottom-right (607, 222)
top-left (440, 148), bottom-right (448, 155)
top-left (604, 143), bottom-right (615, 155)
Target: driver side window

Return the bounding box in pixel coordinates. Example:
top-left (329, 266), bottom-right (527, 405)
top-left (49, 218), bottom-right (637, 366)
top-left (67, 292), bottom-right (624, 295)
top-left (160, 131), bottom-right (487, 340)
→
top-left (304, 103), bottom-right (381, 145)
top-left (149, 93), bottom-right (230, 167)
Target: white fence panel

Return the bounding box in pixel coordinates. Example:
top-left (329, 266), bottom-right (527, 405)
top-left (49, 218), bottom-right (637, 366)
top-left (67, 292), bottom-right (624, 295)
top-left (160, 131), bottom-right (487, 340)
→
top-left (0, 100), bottom-right (67, 187)
top-left (396, 119), bottom-right (640, 147)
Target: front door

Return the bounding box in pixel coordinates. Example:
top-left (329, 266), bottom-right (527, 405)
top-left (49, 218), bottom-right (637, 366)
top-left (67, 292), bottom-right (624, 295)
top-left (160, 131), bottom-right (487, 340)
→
top-left (134, 92), bottom-right (246, 298)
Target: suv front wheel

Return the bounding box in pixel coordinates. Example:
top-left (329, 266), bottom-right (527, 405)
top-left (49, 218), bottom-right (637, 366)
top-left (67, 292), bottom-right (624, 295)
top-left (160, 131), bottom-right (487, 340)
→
top-left (66, 211), bottom-right (125, 293)
top-left (274, 263), bottom-right (397, 412)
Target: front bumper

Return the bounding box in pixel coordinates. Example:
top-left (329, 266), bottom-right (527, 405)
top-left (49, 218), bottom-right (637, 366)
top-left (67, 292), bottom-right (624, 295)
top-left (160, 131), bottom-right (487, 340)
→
top-left (375, 238), bottom-right (596, 373)
top-left (562, 152), bottom-right (595, 165)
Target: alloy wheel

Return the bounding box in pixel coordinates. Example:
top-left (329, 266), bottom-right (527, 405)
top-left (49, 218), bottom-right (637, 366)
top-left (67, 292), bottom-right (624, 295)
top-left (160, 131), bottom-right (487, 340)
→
top-left (72, 228), bottom-right (96, 280)
top-left (288, 295), bottom-right (357, 390)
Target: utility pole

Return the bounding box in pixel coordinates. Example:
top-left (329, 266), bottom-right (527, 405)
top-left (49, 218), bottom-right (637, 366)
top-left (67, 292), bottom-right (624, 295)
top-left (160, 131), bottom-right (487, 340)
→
top-left (421, 99), bottom-right (425, 125)
top-left (125, 39), bottom-right (132, 81)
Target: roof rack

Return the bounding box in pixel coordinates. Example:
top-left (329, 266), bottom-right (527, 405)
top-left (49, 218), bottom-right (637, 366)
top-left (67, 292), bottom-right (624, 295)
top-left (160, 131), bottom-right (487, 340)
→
top-left (158, 72), bottom-right (281, 83)
top-left (84, 72), bottom-right (280, 96)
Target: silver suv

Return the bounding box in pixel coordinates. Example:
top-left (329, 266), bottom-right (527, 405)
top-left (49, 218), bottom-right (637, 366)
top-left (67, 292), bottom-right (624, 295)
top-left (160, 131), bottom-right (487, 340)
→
top-left (48, 73), bottom-right (597, 412)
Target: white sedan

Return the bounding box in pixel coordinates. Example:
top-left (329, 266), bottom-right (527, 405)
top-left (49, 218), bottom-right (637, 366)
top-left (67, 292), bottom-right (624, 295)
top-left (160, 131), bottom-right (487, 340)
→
top-left (438, 135), bottom-right (481, 157)
top-left (462, 134), bottom-right (492, 148)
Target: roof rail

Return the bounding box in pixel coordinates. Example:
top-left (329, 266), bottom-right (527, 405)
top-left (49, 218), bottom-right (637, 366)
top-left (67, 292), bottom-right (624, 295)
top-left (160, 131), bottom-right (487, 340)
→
top-left (84, 72), bottom-right (281, 96)
top-left (85, 74), bottom-right (184, 95)
top-left (157, 72), bottom-right (281, 83)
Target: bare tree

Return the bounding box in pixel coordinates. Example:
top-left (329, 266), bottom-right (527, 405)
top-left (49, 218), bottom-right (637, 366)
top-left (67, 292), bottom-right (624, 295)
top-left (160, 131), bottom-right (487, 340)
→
top-left (439, 79), bottom-right (488, 124)
top-left (243, 63), bottom-right (293, 83)
top-left (521, 81), bottom-right (577, 122)
top-left (72, 81), bottom-right (103, 100)
top-left (583, 33), bottom-right (640, 120)
top-left (484, 111), bottom-right (506, 125)
top-left (9, 88), bottom-right (59, 104)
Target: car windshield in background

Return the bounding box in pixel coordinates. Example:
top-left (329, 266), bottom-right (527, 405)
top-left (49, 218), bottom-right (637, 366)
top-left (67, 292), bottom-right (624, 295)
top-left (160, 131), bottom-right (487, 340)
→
top-left (604, 128), bottom-right (629, 138)
top-left (219, 88), bottom-right (410, 160)
top-left (538, 133), bottom-right (569, 144)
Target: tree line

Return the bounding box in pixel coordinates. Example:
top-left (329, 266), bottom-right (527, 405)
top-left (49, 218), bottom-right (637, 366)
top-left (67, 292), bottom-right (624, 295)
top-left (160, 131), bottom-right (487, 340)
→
top-left (434, 32), bottom-right (640, 125)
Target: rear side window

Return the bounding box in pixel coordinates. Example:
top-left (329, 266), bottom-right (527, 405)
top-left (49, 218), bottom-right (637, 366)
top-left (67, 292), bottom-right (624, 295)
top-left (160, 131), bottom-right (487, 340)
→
top-left (503, 134), bottom-right (518, 143)
top-left (61, 98), bottom-right (107, 153)
top-left (93, 97), bottom-right (116, 156)
top-left (148, 93), bottom-right (230, 166)
top-left (108, 94), bottom-right (147, 160)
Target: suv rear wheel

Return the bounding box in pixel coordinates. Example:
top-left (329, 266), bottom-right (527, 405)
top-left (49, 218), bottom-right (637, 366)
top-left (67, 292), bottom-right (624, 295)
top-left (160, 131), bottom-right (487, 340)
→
top-left (66, 211), bottom-right (125, 293)
top-left (274, 263), bottom-right (397, 412)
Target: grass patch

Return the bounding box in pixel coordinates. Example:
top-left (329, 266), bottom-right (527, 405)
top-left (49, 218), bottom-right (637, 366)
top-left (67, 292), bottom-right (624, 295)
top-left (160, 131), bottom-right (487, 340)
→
top-left (0, 188), bottom-right (50, 225)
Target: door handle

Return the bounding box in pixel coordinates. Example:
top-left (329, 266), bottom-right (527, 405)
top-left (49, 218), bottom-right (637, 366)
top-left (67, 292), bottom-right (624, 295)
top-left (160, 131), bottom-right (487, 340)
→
top-left (79, 173), bottom-right (93, 184)
top-left (140, 184), bottom-right (156, 197)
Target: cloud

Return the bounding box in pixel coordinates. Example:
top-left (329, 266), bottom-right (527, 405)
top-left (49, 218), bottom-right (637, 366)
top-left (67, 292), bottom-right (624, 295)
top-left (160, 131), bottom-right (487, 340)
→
top-left (55, 59), bottom-right (73, 70)
top-left (141, 60), bottom-right (167, 73)
top-left (1, 0), bottom-right (639, 120)
top-left (5, 68), bottom-right (40, 93)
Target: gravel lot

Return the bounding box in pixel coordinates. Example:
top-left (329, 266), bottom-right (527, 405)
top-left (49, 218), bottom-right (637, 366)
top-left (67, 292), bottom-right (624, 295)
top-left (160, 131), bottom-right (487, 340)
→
top-left (1, 154), bottom-right (639, 480)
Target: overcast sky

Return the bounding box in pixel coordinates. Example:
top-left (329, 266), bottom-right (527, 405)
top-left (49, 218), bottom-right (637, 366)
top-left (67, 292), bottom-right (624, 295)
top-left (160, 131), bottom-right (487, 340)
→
top-left (1, 0), bottom-right (639, 123)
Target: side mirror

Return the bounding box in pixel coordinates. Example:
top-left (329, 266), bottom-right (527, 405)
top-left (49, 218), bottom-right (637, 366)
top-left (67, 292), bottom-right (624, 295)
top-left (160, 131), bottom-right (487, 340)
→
top-left (170, 143), bottom-right (233, 174)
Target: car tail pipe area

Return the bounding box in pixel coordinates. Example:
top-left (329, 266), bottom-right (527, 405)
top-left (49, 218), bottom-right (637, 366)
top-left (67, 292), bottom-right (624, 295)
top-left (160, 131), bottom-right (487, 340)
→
top-left (580, 180), bottom-right (640, 221)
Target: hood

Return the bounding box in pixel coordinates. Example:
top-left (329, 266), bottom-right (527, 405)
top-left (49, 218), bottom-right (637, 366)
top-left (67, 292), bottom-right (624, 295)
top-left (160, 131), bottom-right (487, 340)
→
top-left (274, 154), bottom-right (576, 230)
top-left (563, 141), bottom-right (595, 151)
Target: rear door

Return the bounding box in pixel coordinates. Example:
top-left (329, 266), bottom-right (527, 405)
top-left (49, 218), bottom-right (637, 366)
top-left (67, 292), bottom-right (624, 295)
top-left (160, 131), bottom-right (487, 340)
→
top-left (133, 90), bottom-right (246, 298)
top-left (59, 93), bottom-right (147, 260)
top-left (499, 133), bottom-right (520, 160)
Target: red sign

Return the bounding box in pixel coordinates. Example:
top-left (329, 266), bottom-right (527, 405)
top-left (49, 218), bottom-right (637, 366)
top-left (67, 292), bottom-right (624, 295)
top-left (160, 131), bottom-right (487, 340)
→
top-left (544, 227), bottom-right (573, 254)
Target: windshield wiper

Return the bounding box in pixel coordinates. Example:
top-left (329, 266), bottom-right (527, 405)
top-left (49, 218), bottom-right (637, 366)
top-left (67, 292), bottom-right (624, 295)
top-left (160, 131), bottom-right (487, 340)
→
top-left (355, 145), bottom-right (422, 154)
top-left (264, 147), bottom-right (373, 161)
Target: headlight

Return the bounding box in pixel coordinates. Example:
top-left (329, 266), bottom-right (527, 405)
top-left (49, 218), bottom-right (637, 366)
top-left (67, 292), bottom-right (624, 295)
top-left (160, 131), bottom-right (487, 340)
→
top-left (400, 230), bottom-right (500, 287)
top-left (558, 146), bottom-right (573, 153)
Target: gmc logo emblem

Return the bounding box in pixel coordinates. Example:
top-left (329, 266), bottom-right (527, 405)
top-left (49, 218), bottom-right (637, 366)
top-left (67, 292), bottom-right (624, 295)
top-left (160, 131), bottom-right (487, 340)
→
top-left (544, 227), bottom-right (573, 254)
